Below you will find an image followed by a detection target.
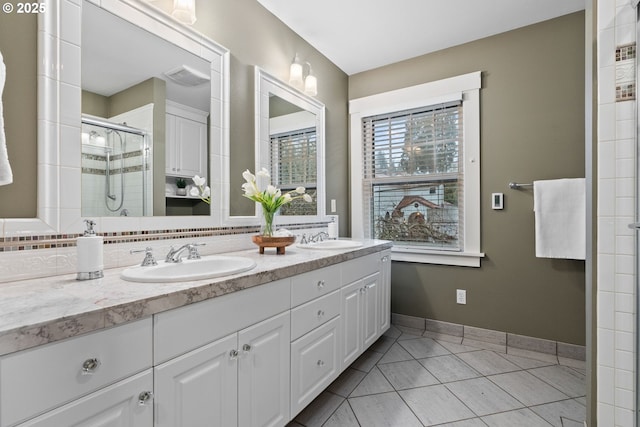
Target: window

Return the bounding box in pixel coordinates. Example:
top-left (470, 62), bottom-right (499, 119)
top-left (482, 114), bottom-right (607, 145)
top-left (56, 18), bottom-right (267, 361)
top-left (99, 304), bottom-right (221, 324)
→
top-left (270, 127), bottom-right (317, 216)
top-left (350, 72), bottom-right (483, 266)
top-left (363, 102), bottom-right (463, 250)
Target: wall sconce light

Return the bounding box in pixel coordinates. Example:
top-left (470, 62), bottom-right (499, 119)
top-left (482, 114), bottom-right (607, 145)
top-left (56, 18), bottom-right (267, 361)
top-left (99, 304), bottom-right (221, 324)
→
top-left (303, 63), bottom-right (317, 96)
top-left (289, 54), bottom-right (318, 96)
top-left (289, 54), bottom-right (304, 88)
top-left (172, 0), bottom-right (197, 25)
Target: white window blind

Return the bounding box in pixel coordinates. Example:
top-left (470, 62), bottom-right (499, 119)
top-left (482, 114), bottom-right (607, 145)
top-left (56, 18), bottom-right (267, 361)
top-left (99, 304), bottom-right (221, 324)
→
top-left (270, 127), bottom-right (317, 215)
top-left (362, 101), bottom-right (463, 250)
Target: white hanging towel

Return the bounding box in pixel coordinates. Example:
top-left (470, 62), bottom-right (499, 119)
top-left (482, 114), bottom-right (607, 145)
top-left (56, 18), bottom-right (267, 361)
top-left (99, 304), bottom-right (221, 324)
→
top-left (533, 178), bottom-right (585, 260)
top-left (0, 49), bottom-right (13, 186)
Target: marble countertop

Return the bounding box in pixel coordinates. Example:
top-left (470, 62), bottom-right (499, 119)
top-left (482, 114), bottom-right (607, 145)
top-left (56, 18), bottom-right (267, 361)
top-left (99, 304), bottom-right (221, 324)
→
top-left (0, 239), bottom-right (392, 357)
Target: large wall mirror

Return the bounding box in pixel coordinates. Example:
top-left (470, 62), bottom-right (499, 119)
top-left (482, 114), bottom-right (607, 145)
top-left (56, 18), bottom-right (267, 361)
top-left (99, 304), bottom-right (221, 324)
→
top-left (253, 68), bottom-right (326, 226)
top-left (1, 0), bottom-right (229, 235)
top-left (81, 1), bottom-right (213, 218)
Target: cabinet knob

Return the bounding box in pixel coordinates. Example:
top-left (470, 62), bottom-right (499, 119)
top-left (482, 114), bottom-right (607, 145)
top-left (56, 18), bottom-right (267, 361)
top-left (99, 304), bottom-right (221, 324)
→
top-left (81, 357), bottom-right (100, 375)
top-left (382, 256), bottom-right (389, 262)
top-left (229, 349), bottom-right (239, 360)
top-left (242, 344), bottom-right (252, 353)
top-left (317, 360), bottom-right (325, 367)
top-left (317, 310), bottom-right (325, 317)
top-left (317, 280), bottom-right (325, 289)
top-left (138, 391), bottom-right (153, 406)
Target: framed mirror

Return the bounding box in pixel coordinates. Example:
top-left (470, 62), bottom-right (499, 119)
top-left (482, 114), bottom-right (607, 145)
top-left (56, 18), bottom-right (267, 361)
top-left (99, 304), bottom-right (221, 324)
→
top-left (250, 67), bottom-right (326, 226)
top-left (81, 1), bottom-right (214, 218)
top-left (1, 0), bottom-right (229, 235)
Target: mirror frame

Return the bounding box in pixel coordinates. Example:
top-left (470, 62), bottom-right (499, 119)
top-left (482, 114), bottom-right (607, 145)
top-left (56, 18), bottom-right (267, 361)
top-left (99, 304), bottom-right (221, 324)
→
top-left (1, 0), bottom-right (230, 236)
top-left (249, 67), bottom-right (326, 226)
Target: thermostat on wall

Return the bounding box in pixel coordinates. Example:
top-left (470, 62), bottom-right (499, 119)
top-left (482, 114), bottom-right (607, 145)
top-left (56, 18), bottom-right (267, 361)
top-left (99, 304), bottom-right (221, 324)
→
top-left (492, 193), bottom-right (504, 210)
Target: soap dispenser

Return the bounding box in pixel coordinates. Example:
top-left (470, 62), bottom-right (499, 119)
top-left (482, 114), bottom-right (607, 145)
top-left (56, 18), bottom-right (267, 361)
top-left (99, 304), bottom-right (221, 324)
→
top-left (76, 219), bottom-right (104, 280)
top-left (327, 216), bottom-right (338, 240)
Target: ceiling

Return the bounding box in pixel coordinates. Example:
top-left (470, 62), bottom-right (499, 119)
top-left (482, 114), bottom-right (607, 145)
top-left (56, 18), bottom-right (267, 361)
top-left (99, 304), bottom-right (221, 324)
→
top-left (256, 0), bottom-right (586, 75)
top-left (82, 2), bottom-right (211, 112)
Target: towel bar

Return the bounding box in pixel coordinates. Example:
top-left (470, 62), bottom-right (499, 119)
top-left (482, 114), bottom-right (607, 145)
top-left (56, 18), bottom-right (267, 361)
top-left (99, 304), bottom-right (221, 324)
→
top-left (508, 182), bottom-right (533, 189)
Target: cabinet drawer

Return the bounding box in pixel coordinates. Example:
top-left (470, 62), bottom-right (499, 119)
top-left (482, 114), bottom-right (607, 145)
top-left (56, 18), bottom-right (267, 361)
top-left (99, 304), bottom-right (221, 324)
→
top-left (290, 316), bottom-right (341, 417)
top-left (17, 370), bottom-right (153, 427)
top-left (341, 252), bottom-right (379, 285)
top-left (154, 278), bottom-right (290, 364)
top-left (0, 318), bottom-right (152, 427)
top-left (291, 290), bottom-right (340, 341)
top-left (291, 265), bottom-right (340, 307)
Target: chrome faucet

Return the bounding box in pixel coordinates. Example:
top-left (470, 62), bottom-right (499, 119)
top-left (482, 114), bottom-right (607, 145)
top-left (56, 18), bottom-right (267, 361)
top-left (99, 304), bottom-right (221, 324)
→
top-left (165, 243), bottom-right (205, 263)
top-left (308, 232), bottom-right (329, 243)
top-left (130, 247), bottom-right (157, 266)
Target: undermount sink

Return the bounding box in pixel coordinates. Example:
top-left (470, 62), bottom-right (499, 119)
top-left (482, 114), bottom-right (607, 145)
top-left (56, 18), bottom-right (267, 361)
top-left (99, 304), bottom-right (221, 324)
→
top-left (121, 255), bottom-right (257, 283)
top-left (298, 240), bottom-right (364, 250)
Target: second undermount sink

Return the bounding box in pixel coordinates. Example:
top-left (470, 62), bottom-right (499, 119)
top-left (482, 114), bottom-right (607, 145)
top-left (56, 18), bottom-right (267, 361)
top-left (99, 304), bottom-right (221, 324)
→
top-left (298, 240), bottom-right (364, 250)
top-left (121, 255), bottom-right (257, 283)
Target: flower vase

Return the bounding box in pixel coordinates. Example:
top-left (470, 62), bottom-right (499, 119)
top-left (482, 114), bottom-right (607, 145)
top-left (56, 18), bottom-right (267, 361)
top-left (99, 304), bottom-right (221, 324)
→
top-left (252, 207), bottom-right (295, 254)
top-left (261, 209), bottom-right (276, 237)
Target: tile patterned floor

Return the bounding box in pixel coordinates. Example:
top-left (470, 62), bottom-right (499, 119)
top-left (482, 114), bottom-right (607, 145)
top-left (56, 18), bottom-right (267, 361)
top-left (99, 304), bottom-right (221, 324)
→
top-left (287, 324), bottom-right (586, 427)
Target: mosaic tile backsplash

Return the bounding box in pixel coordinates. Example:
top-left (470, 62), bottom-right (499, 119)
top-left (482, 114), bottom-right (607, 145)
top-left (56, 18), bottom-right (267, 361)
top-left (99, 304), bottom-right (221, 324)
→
top-left (0, 222), bottom-right (327, 252)
top-left (615, 43), bottom-right (636, 102)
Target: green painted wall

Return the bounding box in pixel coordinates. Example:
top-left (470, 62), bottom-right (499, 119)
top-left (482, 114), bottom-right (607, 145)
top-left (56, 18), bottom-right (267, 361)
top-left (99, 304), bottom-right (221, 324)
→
top-left (349, 12), bottom-right (586, 345)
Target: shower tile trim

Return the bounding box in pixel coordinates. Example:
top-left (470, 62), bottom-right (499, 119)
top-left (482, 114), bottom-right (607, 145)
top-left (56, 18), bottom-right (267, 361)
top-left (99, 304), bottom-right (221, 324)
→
top-left (392, 314), bottom-right (586, 361)
top-left (615, 42), bottom-right (636, 102)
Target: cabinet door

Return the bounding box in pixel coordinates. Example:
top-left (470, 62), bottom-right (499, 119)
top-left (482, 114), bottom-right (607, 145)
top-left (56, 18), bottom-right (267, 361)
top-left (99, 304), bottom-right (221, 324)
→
top-left (165, 114), bottom-right (177, 174)
top-left (154, 334), bottom-right (238, 427)
top-left (174, 116), bottom-right (207, 177)
top-left (18, 370), bottom-right (153, 427)
top-left (290, 317), bottom-right (341, 417)
top-left (362, 272), bottom-right (380, 349)
top-left (378, 253), bottom-right (391, 333)
top-left (238, 311), bottom-right (290, 427)
top-left (341, 279), bottom-right (363, 368)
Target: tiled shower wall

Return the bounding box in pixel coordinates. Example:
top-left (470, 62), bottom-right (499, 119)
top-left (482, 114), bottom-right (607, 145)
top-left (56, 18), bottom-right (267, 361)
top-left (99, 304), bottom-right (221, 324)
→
top-left (597, 0), bottom-right (637, 425)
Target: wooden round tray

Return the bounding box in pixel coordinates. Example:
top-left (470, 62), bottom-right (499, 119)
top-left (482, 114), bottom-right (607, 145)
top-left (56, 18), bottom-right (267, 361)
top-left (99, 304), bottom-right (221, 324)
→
top-left (251, 235), bottom-right (296, 255)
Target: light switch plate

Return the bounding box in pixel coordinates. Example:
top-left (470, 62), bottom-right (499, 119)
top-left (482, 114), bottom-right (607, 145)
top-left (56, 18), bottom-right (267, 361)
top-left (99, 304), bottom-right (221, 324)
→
top-left (491, 193), bottom-right (504, 210)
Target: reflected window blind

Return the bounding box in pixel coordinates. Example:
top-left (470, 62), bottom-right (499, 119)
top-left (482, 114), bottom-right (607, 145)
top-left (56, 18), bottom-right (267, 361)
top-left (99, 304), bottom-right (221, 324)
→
top-left (362, 102), bottom-right (464, 249)
top-left (270, 127), bottom-right (317, 189)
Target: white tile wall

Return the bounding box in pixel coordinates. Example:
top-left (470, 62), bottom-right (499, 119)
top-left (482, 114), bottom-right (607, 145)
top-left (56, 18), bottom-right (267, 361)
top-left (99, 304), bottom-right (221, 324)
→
top-left (597, 1), bottom-right (638, 425)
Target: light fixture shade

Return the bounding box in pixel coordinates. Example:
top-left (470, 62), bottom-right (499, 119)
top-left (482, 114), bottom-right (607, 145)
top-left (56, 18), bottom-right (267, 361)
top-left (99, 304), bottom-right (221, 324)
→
top-left (289, 54), bottom-right (304, 89)
top-left (304, 74), bottom-right (317, 96)
top-left (172, 0), bottom-right (196, 25)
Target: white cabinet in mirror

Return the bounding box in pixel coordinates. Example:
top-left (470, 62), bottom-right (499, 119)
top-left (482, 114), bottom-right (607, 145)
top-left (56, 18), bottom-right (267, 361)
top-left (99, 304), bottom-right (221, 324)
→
top-left (2, 0), bottom-right (229, 236)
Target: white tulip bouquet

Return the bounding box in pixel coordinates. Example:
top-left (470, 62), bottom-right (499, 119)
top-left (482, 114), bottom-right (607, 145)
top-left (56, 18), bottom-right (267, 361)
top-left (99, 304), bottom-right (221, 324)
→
top-left (189, 175), bottom-right (211, 204)
top-left (241, 168), bottom-right (312, 236)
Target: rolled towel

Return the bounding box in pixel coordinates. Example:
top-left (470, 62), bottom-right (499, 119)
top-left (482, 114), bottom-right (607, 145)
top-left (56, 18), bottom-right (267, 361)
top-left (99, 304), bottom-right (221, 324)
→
top-left (0, 49), bottom-right (13, 186)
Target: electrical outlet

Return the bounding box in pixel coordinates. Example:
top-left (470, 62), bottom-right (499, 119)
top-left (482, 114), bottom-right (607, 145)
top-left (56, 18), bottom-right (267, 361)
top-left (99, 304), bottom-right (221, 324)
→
top-left (330, 199), bottom-right (337, 213)
top-left (456, 289), bottom-right (466, 305)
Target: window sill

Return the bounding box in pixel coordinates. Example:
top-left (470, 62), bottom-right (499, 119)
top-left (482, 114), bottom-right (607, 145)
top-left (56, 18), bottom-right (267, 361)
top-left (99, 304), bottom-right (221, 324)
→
top-left (390, 246), bottom-right (485, 267)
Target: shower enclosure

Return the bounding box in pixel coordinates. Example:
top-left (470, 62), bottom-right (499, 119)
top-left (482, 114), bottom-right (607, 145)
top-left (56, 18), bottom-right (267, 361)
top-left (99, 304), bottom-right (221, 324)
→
top-left (81, 116), bottom-right (151, 217)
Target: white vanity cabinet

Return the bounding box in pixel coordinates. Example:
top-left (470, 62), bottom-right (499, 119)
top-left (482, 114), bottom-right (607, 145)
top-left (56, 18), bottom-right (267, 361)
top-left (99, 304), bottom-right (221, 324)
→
top-left (154, 333), bottom-right (238, 427)
top-left (341, 253), bottom-right (386, 368)
top-left (378, 250), bottom-right (392, 334)
top-left (289, 265), bottom-right (343, 417)
top-left (237, 311), bottom-right (290, 427)
top-left (153, 279), bottom-right (291, 427)
top-left (0, 318), bottom-right (153, 427)
top-left (165, 100), bottom-right (208, 178)
top-left (0, 244), bottom-right (392, 427)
